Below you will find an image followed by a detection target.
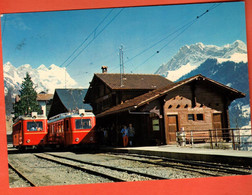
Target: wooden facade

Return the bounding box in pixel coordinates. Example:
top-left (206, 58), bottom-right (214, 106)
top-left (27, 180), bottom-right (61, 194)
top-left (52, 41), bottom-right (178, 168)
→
top-left (86, 74), bottom-right (245, 146)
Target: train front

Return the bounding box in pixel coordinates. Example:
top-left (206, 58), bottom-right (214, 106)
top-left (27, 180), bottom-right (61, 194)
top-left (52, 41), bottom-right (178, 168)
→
top-left (13, 113), bottom-right (48, 149)
top-left (67, 110), bottom-right (96, 146)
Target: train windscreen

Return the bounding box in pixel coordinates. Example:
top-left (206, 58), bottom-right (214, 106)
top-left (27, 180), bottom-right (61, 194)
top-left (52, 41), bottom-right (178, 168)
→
top-left (75, 119), bottom-right (91, 129)
top-left (27, 121), bottom-right (43, 131)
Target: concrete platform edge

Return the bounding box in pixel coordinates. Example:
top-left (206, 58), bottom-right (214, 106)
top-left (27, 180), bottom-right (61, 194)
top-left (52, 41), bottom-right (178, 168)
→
top-left (105, 147), bottom-right (252, 167)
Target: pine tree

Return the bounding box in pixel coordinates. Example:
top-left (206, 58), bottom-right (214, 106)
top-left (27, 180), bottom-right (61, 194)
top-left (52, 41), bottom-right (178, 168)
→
top-left (13, 73), bottom-right (41, 119)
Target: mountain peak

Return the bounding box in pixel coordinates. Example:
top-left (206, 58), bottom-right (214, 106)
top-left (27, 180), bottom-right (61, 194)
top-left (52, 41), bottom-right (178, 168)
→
top-left (155, 40), bottom-right (247, 81)
top-left (3, 61), bottom-right (16, 73)
top-left (19, 64), bottom-right (32, 70)
top-left (232, 40), bottom-right (247, 50)
top-left (37, 64), bottom-right (48, 71)
top-left (49, 64), bottom-right (61, 70)
top-left (4, 62), bottom-right (81, 94)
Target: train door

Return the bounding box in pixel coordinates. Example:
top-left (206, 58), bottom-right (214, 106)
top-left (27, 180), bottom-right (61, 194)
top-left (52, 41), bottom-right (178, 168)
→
top-left (64, 119), bottom-right (71, 145)
top-left (13, 122), bottom-right (22, 147)
top-left (19, 121), bottom-right (23, 146)
top-left (165, 115), bottom-right (179, 144)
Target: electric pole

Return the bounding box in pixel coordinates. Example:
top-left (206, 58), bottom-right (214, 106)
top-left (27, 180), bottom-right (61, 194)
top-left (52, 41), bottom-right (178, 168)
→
top-left (119, 45), bottom-right (124, 87)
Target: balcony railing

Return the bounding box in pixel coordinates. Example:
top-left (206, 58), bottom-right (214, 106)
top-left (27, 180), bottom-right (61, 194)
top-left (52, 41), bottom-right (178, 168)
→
top-left (176, 128), bottom-right (252, 151)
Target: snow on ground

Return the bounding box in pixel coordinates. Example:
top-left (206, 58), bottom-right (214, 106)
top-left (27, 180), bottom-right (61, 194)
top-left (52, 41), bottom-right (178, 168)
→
top-left (216, 53), bottom-right (248, 64)
top-left (166, 63), bottom-right (197, 81)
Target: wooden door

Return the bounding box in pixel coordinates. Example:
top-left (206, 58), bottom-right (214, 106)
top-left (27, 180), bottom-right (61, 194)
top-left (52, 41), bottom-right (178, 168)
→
top-left (213, 113), bottom-right (222, 141)
top-left (166, 115), bottom-right (178, 144)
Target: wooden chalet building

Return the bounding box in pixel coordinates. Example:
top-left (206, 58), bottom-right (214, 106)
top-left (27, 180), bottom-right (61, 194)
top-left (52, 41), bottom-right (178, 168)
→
top-left (48, 89), bottom-right (92, 119)
top-left (84, 73), bottom-right (245, 146)
top-left (84, 71), bottom-right (173, 115)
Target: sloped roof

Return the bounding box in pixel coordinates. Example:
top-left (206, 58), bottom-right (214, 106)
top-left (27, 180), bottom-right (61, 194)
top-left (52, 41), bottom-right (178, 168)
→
top-left (48, 88), bottom-right (93, 118)
top-left (55, 89), bottom-right (92, 111)
top-left (94, 73), bottom-right (173, 90)
top-left (37, 94), bottom-right (53, 101)
top-left (96, 74), bottom-right (245, 117)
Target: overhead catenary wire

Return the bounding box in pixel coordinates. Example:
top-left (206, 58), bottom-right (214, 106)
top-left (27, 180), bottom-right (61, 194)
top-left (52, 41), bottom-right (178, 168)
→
top-left (127, 3), bottom-right (222, 72)
top-left (124, 19), bottom-right (197, 66)
top-left (60, 9), bottom-right (114, 67)
top-left (64, 8), bottom-right (124, 68)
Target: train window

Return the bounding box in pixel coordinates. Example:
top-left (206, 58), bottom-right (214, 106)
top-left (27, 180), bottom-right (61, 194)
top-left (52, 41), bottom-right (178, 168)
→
top-left (75, 119), bottom-right (91, 129)
top-left (27, 122), bottom-right (43, 131)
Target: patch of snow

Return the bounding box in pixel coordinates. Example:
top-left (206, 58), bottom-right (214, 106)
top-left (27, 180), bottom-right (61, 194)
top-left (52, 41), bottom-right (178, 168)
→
top-left (226, 83), bottom-right (232, 87)
top-left (166, 63), bottom-right (197, 81)
top-left (217, 53), bottom-right (247, 63)
top-left (241, 104), bottom-right (251, 118)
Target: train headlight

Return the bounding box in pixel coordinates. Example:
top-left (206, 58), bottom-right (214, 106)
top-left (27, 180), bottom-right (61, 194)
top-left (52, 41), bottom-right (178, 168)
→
top-left (75, 138), bottom-right (79, 142)
top-left (26, 139), bottom-right (30, 143)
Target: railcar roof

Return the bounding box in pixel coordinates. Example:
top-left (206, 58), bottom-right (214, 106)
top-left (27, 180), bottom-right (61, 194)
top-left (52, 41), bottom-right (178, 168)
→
top-left (14, 115), bottom-right (47, 123)
top-left (48, 112), bottom-right (95, 123)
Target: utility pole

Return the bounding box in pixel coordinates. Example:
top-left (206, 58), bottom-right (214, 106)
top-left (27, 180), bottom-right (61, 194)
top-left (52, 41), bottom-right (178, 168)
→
top-left (119, 45), bottom-right (124, 87)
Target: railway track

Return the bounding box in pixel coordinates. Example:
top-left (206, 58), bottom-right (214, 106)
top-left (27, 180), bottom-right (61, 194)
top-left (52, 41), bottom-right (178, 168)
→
top-left (9, 150), bottom-right (251, 187)
top-left (8, 161), bottom-right (37, 187)
top-left (102, 152), bottom-right (252, 177)
top-left (34, 153), bottom-right (168, 182)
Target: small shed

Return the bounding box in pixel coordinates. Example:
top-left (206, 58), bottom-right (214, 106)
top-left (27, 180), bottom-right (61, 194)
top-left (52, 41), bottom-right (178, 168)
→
top-left (48, 89), bottom-right (92, 118)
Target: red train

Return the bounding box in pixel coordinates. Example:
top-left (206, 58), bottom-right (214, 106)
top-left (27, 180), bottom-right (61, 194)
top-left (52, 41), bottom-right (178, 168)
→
top-left (12, 113), bottom-right (48, 150)
top-left (12, 110), bottom-right (96, 150)
top-left (47, 110), bottom-right (96, 146)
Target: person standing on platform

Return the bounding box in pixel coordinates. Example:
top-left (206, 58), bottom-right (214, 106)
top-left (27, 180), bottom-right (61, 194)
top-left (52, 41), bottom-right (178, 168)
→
top-left (121, 125), bottom-right (129, 147)
top-left (128, 123), bottom-right (135, 146)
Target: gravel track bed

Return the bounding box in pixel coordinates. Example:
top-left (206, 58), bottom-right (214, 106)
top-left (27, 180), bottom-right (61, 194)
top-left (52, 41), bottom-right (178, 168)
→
top-left (9, 150), bottom-right (250, 188)
top-left (95, 154), bottom-right (203, 179)
top-left (8, 167), bottom-right (31, 188)
top-left (37, 153), bottom-right (153, 182)
top-left (47, 152), bottom-right (208, 179)
top-left (8, 153), bottom-right (111, 188)
top-left (100, 153), bottom-right (252, 176)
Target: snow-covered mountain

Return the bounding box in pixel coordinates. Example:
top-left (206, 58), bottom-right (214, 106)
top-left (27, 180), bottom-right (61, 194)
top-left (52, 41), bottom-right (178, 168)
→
top-left (4, 62), bottom-right (82, 96)
top-left (155, 40), bottom-right (247, 81)
top-left (155, 40), bottom-right (250, 128)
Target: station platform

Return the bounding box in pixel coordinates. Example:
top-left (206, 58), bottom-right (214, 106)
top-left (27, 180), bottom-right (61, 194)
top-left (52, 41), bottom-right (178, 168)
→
top-left (105, 145), bottom-right (252, 167)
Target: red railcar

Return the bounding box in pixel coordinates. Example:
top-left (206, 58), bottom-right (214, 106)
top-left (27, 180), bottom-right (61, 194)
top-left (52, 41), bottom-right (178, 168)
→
top-left (47, 110), bottom-right (96, 146)
top-left (12, 113), bottom-right (47, 149)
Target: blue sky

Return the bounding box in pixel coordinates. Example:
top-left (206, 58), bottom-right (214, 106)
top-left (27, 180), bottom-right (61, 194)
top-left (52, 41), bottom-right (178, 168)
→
top-left (1, 2), bottom-right (247, 87)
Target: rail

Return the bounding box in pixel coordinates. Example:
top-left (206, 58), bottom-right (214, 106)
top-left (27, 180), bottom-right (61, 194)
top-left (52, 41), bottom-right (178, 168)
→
top-left (176, 128), bottom-right (252, 151)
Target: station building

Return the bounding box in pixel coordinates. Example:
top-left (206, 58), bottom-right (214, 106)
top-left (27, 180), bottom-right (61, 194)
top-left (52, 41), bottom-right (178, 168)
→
top-left (84, 71), bottom-right (245, 146)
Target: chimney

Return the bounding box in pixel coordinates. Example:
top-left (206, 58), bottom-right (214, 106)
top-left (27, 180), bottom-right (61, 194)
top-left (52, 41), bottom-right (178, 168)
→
top-left (101, 66), bottom-right (108, 73)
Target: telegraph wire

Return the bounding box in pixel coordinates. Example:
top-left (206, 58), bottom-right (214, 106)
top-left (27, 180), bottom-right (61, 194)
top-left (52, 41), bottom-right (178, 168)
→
top-left (64, 8), bottom-right (124, 68)
top-left (104, 3), bottom-right (222, 73)
top-left (60, 9), bottom-right (114, 67)
top-left (124, 19), bottom-right (196, 66)
top-left (131, 3), bottom-right (222, 72)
